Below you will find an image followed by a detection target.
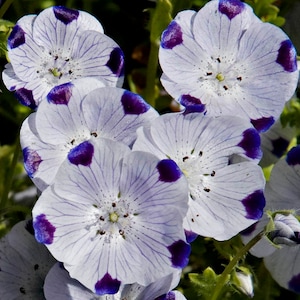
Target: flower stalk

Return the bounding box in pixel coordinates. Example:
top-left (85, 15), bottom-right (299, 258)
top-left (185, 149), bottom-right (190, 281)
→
top-left (211, 231), bottom-right (264, 300)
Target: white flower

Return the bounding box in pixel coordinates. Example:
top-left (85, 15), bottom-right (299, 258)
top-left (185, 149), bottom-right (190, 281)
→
top-left (2, 6), bottom-right (124, 108)
top-left (20, 79), bottom-right (158, 191)
top-left (159, 0), bottom-right (299, 132)
top-left (32, 138), bottom-right (190, 295)
top-left (133, 112), bottom-right (266, 241)
top-left (0, 220), bottom-right (56, 299)
top-left (242, 145), bottom-right (300, 294)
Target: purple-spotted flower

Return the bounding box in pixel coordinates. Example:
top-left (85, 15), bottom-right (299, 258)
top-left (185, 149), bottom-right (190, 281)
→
top-left (20, 79), bottom-right (158, 191)
top-left (44, 262), bottom-right (187, 299)
top-left (32, 138), bottom-right (190, 295)
top-left (2, 5), bottom-right (124, 108)
top-left (0, 220), bottom-right (56, 299)
top-left (242, 145), bottom-right (300, 294)
top-left (132, 112), bottom-right (266, 241)
top-left (159, 0), bottom-right (299, 132)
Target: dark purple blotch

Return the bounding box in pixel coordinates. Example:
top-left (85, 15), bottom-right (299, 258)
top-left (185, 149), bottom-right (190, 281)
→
top-left (68, 141), bottom-right (94, 166)
top-left (106, 47), bottom-right (124, 77)
top-left (218, 0), bottom-right (245, 20)
top-left (157, 159), bottom-right (182, 182)
top-left (180, 94), bottom-right (202, 107)
top-left (250, 116), bottom-right (274, 133)
top-left (276, 40), bottom-right (297, 72)
top-left (53, 6), bottom-right (79, 25)
top-left (183, 105), bottom-right (206, 115)
top-left (289, 274), bottom-right (300, 294)
top-left (23, 147), bottom-right (42, 177)
top-left (242, 190), bottom-right (265, 220)
top-left (168, 240), bottom-right (191, 268)
top-left (121, 90), bottom-right (150, 114)
top-left (15, 88), bottom-right (37, 109)
top-left (180, 94), bottom-right (206, 114)
top-left (185, 230), bottom-right (198, 243)
top-left (47, 82), bottom-right (73, 105)
top-left (286, 146), bottom-right (300, 166)
top-left (238, 128), bottom-right (261, 159)
top-left (156, 291), bottom-right (176, 300)
top-left (161, 21), bottom-right (183, 50)
top-left (33, 214), bottom-right (56, 244)
top-left (95, 273), bottom-right (121, 295)
top-left (271, 137), bottom-right (289, 158)
top-left (8, 24), bottom-right (26, 49)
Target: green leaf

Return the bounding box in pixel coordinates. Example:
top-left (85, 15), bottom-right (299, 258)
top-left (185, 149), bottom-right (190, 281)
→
top-left (188, 268), bottom-right (229, 300)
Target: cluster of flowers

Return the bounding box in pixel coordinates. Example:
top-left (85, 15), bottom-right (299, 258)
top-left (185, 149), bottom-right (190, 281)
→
top-left (0, 0), bottom-right (299, 298)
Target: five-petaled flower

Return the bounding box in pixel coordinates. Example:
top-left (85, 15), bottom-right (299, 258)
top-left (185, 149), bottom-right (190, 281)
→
top-left (2, 6), bottom-right (125, 108)
top-left (159, 0), bottom-right (299, 132)
top-left (133, 112), bottom-right (266, 241)
top-left (32, 138), bottom-right (190, 295)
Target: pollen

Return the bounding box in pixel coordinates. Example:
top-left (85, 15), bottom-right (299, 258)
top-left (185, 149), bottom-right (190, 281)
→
top-left (109, 212), bottom-right (119, 223)
top-left (216, 73), bottom-right (225, 82)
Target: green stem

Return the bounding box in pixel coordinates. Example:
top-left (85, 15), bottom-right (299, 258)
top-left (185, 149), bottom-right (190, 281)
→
top-left (211, 231), bottom-right (264, 300)
top-left (0, 137), bottom-right (20, 209)
top-left (144, 39), bottom-right (160, 107)
top-left (0, 0), bottom-right (14, 18)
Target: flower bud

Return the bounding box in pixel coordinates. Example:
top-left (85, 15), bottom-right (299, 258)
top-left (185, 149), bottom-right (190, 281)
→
top-left (268, 213), bottom-right (300, 246)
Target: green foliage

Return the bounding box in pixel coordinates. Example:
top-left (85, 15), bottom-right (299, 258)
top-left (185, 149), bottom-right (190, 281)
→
top-left (281, 97), bottom-right (300, 132)
top-left (189, 267), bottom-right (224, 300)
top-left (0, 19), bottom-right (14, 60)
top-left (245, 0), bottom-right (285, 26)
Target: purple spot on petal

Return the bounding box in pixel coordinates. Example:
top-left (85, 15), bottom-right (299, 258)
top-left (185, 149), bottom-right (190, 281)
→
top-left (251, 116), bottom-right (274, 133)
top-left (15, 88), bottom-right (37, 109)
top-left (286, 146), bottom-right (300, 166)
top-left (47, 82), bottom-right (73, 105)
top-left (180, 94), bottom-right (202, 107)
top-left (238, 128), bottom-right (261, 159)
top-left (68, 141), bottom-right (94, 166)
top-left (219, 0), bottom-right (245, 20)
top-left (242, 190), bottom-right (265, 220)
top-left (53, 6), bottom-right (79, 25)
top-left (157, 159), bottom-right (182, 182)
top-left (183, 105), bottom-right (206, 115)
top-left (95, 273), bottom-right (121, 295)
top-left (121, 90), bottom-right (150, 114)
top-left (180, 94), bottom-right (206, 114)
top-left (288, 273), bottom-right (300, 294)
top-left (23, 147), bottom-right (42, 177)
top-left (33, 214), bottom-right (56, 244)
top-left (271, 137), bottom-right (289, 158)
top-left (161, 21), bottom-right (183, 49)
top-left (106, 47), bottom-right (124, 77)
top-left (168, 240), bottom-right (191, 268)
top-left (185, 230), bottom-right (198, 243)
top-left (276, 40), bottom-right (297, 72)
top-left (8, 25), bottom-right (25, 49)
